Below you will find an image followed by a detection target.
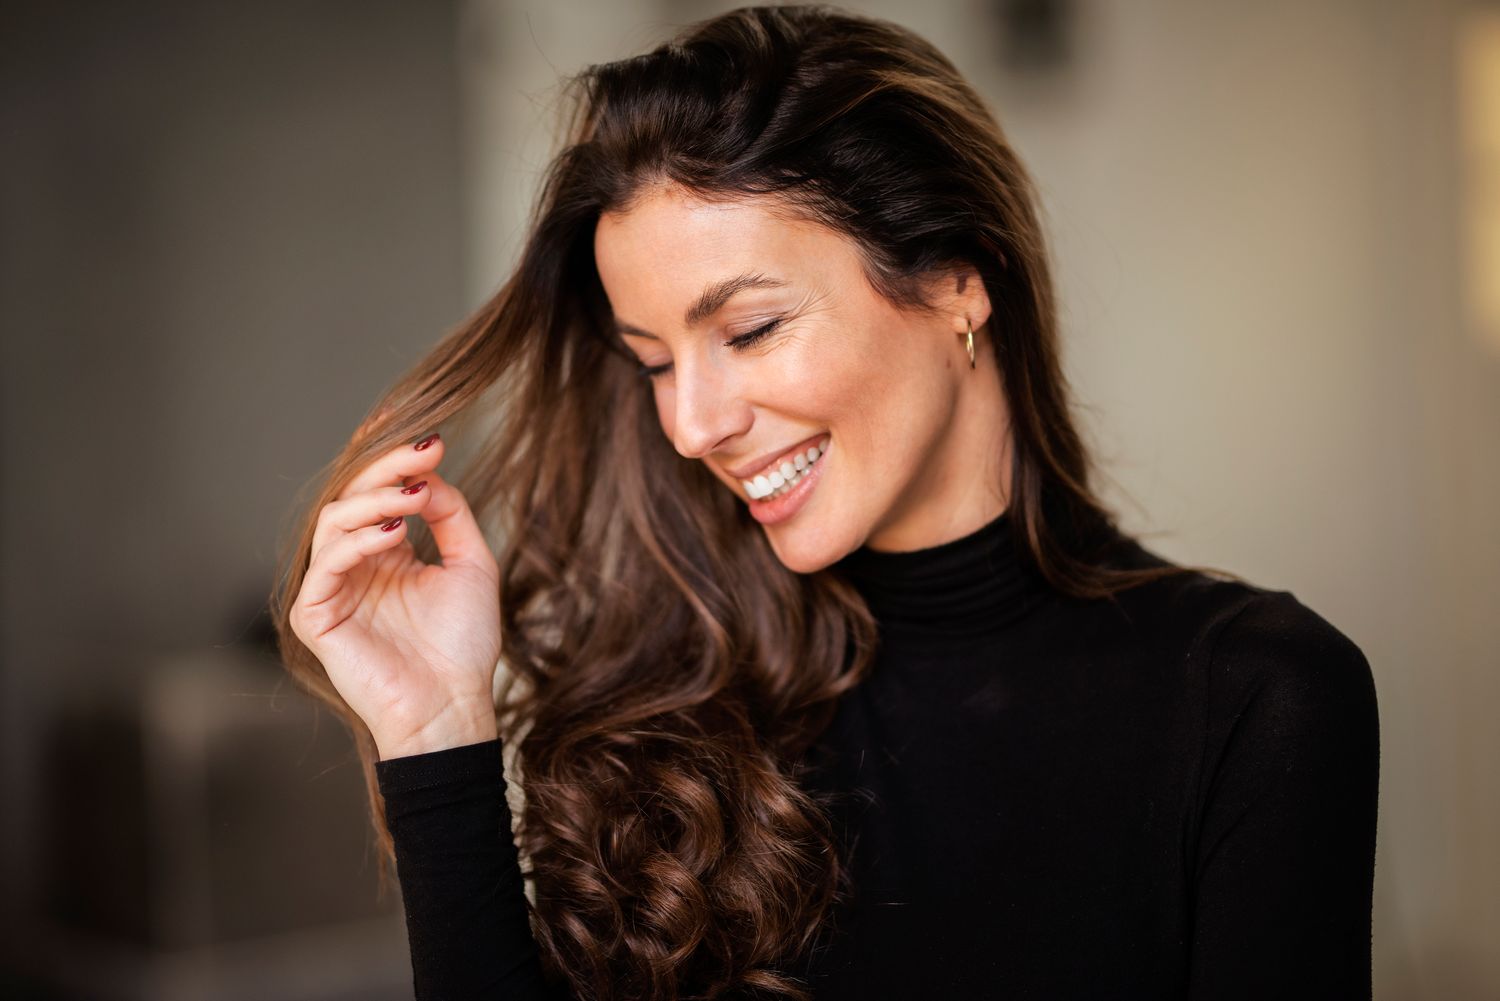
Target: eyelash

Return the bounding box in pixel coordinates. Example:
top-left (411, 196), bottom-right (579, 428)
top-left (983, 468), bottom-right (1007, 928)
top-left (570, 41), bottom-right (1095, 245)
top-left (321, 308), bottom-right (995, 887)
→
top-left (637, 317), bottom-right (785, 380)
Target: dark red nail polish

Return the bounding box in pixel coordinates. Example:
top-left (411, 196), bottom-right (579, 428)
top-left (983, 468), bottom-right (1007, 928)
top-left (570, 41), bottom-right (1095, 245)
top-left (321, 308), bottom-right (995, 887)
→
top-left (401, 481), bottom-right (428, 495)
top-left (381, 516), bottom-right (404, 532)
top-left (414, 432), bottom-right (440, 451)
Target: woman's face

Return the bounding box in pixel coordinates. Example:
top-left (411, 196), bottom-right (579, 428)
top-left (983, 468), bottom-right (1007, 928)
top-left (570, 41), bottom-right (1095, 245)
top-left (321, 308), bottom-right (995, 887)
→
top-left (594, 182), bottom-right (1008, 573)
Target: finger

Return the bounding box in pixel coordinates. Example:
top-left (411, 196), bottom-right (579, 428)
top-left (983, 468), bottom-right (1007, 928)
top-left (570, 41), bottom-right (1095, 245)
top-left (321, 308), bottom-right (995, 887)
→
top-left (312, 480), bottom-right (434, 560)
top-left (338, 432), bottom-right (446, 501)
top-left (406, 469), bottom-right (495, 572)
top-left (298, 517), bottom-right (410, 611)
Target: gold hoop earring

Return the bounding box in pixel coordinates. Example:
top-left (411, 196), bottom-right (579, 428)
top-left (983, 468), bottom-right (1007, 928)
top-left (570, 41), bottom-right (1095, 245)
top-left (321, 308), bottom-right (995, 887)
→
top-left (964, 318), bottom-right (976, 369)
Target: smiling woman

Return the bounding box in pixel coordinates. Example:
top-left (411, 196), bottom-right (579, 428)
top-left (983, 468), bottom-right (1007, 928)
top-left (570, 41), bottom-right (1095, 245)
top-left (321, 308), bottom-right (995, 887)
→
top-left (272, 5), bottom-right (1378, 1001)
top-left (595, 187), bottom-right (1005, 560)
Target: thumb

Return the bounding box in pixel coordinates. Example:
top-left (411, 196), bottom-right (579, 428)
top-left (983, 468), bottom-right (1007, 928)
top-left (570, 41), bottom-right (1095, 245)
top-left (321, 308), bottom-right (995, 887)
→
top-left (409, 470), bottom-right (495, 571)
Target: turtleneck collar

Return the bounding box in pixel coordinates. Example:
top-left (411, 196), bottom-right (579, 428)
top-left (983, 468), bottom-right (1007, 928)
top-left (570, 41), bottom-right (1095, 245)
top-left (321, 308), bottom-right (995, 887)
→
top-left (829, 507), bottom-right (1052, 644)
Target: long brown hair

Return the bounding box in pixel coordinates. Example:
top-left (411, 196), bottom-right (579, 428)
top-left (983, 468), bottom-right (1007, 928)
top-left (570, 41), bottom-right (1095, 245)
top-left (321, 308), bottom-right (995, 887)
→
top-left (272, 5), bottom-right (1237, 999)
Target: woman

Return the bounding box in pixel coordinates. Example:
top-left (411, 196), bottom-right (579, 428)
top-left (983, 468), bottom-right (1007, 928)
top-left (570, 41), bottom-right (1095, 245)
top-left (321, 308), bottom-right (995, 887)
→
top-left (275, 6), bottom-right (1379, 1000)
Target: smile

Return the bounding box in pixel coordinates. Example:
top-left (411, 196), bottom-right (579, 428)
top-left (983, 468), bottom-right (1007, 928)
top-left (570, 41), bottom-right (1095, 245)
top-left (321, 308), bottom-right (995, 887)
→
top-left (741, 435), bottom-right (830, 499)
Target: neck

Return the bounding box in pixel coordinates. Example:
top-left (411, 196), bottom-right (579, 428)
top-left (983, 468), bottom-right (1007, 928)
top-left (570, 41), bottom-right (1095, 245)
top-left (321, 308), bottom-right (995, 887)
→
top-left (862, 353), bottom-right (1012, 553)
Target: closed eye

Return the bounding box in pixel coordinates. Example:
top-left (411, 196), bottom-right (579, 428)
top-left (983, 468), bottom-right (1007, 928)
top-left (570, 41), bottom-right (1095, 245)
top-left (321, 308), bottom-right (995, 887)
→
top-left (728, 315), bottom-right (788, 351)
top-left (637, 316), bottom-right (786, 380)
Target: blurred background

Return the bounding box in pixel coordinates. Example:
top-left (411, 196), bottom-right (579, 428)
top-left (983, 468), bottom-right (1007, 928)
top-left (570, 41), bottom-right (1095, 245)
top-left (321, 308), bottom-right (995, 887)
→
top-left (2, 0), bottom-right (1496, 998)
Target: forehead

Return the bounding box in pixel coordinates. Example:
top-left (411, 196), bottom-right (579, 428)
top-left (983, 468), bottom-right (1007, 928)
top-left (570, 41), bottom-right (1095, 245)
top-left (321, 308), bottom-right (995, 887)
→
top-left (593, 186), bottom-right (845, 299)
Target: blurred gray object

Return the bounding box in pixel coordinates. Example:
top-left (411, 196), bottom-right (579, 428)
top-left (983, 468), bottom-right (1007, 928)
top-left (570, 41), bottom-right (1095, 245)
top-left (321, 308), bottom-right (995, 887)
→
top-left (995, 0), bottom-right (1075, 73)
top-left (18, 648), bottom-right (411, 1001)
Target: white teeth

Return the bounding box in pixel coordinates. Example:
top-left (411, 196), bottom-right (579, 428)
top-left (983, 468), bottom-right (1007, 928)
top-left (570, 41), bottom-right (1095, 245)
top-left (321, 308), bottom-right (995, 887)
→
top-left (740, 436), bottom-right (830, 499)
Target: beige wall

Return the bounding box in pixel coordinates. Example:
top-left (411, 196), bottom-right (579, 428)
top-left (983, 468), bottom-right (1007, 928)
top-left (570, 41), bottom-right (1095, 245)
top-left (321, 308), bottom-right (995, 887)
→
top-left (461, 1), bottom-right (1500, 996)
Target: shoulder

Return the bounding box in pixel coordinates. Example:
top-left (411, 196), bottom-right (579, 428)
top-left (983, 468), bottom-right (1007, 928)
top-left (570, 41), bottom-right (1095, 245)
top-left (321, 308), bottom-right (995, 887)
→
top-left (1092, 533), bottom-right (1379, 744)
top-left (1206, 588), bottom-right (1380, 759)
top-left (1066, 529), bottom-right (1380, 847)
top-left (1208, 588), bottom-right (1376, 712)
top-left (1184, 589), bottom-right (1381, 880)
top-left (1201, 588), bottom-right (1380, 784)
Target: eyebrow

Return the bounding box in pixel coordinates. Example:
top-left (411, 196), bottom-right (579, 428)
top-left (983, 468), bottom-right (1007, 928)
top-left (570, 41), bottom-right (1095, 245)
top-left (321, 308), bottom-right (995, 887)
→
top-left (614, 272), bottom-right (790, 340)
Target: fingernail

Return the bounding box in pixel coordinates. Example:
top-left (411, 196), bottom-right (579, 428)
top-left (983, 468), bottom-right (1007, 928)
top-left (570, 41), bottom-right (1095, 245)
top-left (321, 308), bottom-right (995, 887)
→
top-left (413, 432), bottom-right (440, 451)
top-left (400, 481), bottom-right (428, 495)
top-left (381, 516), bottom-right (404, 532)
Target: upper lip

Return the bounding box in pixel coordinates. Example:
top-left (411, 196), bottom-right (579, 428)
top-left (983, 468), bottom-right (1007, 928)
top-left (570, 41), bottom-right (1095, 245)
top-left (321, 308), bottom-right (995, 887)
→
top-left (722, 433), bottom-right (826, 481)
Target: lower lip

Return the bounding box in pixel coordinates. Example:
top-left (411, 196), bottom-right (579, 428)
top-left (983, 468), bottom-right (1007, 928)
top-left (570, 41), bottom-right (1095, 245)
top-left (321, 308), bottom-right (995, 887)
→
top-left (746, 442), bottom-right (829, 526)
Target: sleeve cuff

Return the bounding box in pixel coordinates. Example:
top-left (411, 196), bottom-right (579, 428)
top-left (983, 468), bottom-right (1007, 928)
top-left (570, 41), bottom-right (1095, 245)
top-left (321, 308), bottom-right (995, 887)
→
top-left (375, 737), bottom-right (504, 797)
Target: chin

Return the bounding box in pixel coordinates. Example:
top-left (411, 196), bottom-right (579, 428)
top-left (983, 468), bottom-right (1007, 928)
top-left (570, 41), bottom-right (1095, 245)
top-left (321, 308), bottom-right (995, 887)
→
top-left (759, 523), bottom-right (847, 576)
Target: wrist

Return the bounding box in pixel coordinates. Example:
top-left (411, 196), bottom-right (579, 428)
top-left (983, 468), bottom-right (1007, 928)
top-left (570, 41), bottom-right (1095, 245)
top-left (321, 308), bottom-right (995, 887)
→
top-left (373, 699), bottom-right (498, 761)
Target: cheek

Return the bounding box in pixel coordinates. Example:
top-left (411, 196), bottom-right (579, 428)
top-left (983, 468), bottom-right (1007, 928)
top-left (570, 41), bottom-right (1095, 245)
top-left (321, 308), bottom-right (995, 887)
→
top-left (818, 322), bottom-right (946, 455)
top-left (803, 327), bottom-right (903, 420)
top-left (765, 327), bottom-right (864, 415)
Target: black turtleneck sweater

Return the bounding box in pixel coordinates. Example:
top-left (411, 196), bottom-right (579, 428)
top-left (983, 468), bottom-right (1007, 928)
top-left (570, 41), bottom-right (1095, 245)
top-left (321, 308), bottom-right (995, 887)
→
top-left (373, 511), bottom-right (1379, 1000)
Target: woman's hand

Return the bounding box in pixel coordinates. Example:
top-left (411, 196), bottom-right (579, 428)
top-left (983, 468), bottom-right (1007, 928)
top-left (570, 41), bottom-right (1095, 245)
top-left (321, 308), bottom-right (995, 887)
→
top-left (289, 433), bottom-right (503, 761)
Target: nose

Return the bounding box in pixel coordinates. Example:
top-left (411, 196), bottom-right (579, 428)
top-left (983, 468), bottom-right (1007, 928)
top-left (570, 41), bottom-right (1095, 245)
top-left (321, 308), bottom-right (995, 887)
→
top-left (668, 352), bottom-right (753, 461)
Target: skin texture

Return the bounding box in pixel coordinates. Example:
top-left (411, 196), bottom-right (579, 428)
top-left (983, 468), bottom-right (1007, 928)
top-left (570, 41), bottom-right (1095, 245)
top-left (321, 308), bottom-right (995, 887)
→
top-left (596, 181), bottom-right (1014, 573)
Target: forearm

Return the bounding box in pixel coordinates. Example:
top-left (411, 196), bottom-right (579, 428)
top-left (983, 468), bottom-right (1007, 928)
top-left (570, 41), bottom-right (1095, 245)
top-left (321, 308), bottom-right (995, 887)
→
top-left (377, 737), bottom-right (569, 1000)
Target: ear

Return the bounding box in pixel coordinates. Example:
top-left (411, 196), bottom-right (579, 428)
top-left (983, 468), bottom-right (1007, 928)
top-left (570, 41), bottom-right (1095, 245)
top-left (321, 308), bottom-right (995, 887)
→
top-left (928, 263), bottom-right (993, 335)
top-left (948, 264), bottom-right (996, 334)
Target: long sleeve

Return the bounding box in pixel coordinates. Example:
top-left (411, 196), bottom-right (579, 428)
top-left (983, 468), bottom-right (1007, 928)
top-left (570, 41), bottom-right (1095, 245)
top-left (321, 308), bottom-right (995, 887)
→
top-left (375, 737), bottom-right (570, 1001)
top-left (1186, 592), bottom-right (1381, 1000)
